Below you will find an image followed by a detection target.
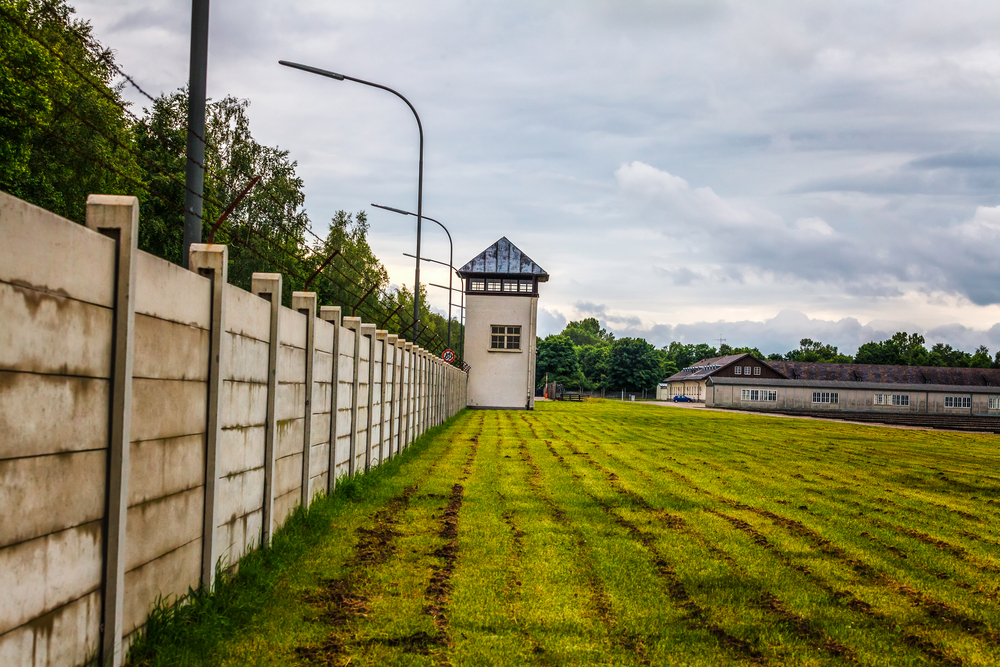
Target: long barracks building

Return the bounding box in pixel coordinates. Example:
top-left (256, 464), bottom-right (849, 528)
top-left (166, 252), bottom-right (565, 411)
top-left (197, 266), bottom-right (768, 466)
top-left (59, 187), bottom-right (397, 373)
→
top-left (659, 352), bottom-right (1000, 417)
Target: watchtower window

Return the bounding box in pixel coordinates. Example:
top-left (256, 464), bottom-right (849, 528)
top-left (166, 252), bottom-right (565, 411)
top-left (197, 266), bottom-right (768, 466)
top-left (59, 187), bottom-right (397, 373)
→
top-left (486, 279), bottom-right (502, 292)
top-left (491, 325), bottom-right (521, 350)
top-left (469, 279), bottom-right (485, 291)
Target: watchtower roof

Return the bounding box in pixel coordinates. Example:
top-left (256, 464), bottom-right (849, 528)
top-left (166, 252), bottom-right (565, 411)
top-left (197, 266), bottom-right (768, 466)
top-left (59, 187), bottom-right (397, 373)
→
top-left (457, 237), bottom-right (548, 281)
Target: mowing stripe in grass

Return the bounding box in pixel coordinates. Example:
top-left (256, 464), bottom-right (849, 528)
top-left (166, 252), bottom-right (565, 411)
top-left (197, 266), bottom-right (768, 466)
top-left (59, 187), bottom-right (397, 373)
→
top-left (548, 410), bottom-right (976, 664)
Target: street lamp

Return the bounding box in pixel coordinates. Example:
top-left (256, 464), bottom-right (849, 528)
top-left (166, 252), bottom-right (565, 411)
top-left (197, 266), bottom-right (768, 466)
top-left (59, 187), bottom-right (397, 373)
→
top-left (278, 60), bottom-right (425, 342)
top-left (371, 204), bottom-right (454, 349)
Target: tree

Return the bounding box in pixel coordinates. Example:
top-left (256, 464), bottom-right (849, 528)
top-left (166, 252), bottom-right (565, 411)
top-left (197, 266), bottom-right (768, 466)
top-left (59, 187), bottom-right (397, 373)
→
top-left (663, 342), bottom-right (717, 370)
top-left (0, 0), bottom-right (141, 224)
top-left (970, 345), bottom-right (991, 369)
top-left (854, 332), bottom-right (927, 366)
top-left (577, 345), bottom-right (609, 387)
top-left (562, 317), bottom-right (614, 347)
top-left (535, 335), bottom-right (582, 388)
top-left (784, 338), bottom-right (852, 363)
top-left (605, 337), bottom-right (663, 392)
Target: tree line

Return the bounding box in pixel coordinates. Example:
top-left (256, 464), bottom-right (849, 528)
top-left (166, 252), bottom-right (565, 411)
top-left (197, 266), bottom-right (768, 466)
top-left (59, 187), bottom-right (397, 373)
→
top-left (536, 320), bottom-right (1000, 393)
top-left (0, 0), bottom-right (460, 353)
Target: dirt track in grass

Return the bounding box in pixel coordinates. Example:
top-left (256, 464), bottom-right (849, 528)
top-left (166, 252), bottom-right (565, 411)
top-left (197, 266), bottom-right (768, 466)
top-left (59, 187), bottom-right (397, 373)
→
top-left (171, 401), bottom-right (1000, 666)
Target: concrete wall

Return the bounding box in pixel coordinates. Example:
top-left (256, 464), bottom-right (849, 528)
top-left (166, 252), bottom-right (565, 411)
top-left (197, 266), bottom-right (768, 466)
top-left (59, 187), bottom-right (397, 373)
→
top-left (0, 190), bottom-right (468, 667)
top-left (464, 293), bottom-right (538, 409)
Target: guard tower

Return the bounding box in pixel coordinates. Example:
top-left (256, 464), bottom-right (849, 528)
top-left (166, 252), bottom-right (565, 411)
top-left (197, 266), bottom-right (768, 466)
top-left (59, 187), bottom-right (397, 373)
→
top-left (458, 237), bottom-right (548, 409)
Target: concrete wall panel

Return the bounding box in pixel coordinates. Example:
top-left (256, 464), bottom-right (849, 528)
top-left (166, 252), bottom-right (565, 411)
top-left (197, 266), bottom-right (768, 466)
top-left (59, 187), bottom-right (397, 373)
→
top-left (122, 538), bottom-right (201, 636)
top-left (273, 489), bottom-right (299, 528)
top-left (219, 425), bottom-right (266, 478)
top-left (224, 333), bottom-right (269, 384)
top-left (314, 350), bottom-right (334, 387)
top-left (311, 412), bottom-right (331, 446)
top-left (129, 434), bottom-right (205, 507)
top-left (276, 382), bottom-right (307, 421)
top-left (276, 417), bottom-right (305, 459)
top-left (309, 443), bottom-right (329, 479)
top-left (135, 251), bottom-right (211, 329)
top-left (0, 282), bottom-right (112, 378)
top-left (315, 320), bottom-right (334, 353)
top-left (131, 378), bottom-right (207, 443)
top-left (0, 451), bottom-right (105, 549)
top-left (224, 283), bottom-right (270, 342)
top-left (134, 314), bottom-right (209, 382)
top-left (0, 372), bottom-right (109, 459)
top-left (278, 307), bottom-right (306, 349)
top-left (125, 487), bottom-right (203, 572)
top-left (216, 508), bottom-right (262, 566)
top-left (0, 521), bottom-right (102, 635)
top-left (0, 589), bottom-right (100, 667)
top-left (218, 468), bottom-right (265, 525)
top-left (0, 192), bottom-right (114, 307)
top-left (221, 380), bottom-right (268, 429)
top-left (277, 345), bottom-right (306, 383)
top-left (275, 452), bottom-right (303, 498)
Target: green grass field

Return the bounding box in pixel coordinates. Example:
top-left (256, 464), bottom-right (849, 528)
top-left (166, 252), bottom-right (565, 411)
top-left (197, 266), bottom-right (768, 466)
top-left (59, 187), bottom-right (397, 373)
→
top-left (133, 401), bottom-right (1000, 666)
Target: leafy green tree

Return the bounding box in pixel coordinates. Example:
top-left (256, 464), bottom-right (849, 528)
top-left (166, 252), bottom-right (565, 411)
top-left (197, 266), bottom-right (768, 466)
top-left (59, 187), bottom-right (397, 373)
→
top-left (663, 342), bottom-right (717, 370)
top-left (577, 345), bottom-right (609, 387)
top-left (854, 332), bottom-right (927, 366)
top-left (0, 0), bottom-right (141, 223)
top-left (606, 337), bottom-right (663, 391)
top-left (536, 335), bottom-right (582, 387)
top-left (970, 345), bottom-right (991, 369)
top-left (784, 338), bottom-right (853, 363)
top-left (562, 317), bottom-right (614, 347)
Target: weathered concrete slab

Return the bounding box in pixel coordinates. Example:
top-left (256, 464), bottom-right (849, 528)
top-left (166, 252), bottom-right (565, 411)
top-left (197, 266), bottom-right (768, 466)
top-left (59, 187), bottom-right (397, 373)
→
top-left (128, 434), bottom-right (205, 506)
top-left (217, 467), bottom-right (265, 524)
top-left (0, 521), bottom-right (102, 635)
top-left (0, 281), bottom-right (113, 378)
top-left (0, 451), bottom-right (105, 549)
top-left (134, 314), bottom-right (209, 382)
top-left (223, 333), bottom-right (269, 384)
top-left (276, 382), bottom-right (306, 421)
top-left (278, 306), bottom-right (306, 349)
top-left (276, 417), bottom-right (305, 459)
top-left (216, 508), bottom-right (262, 567)
top-left (224, 284), bottom-right (270, 342)
top-left (221, 380), bottom-right (268, 429)
top-left (274, 451), bottom-right (303, 497)
top-left (311, 412), bottom-right (332, 446)
top-left (273, 488), bottom-right (300, 528)
top-left (277, 345), bottom-right (306, 383)
top-left (123, 538), bottom-right (200, 636)
top-left (131, 378), bottom-right (207, 443)
top-left (125, 487), bottom-right (203, 572)
top-left (0, 589), bottom-right (100, 667)
top-left (0, 191), bottom-right (115, 307)
top-left (315, 319), bottom-right (335, 354)
top-left (219, 425), bottom-right (266, 478)
top-left (0, 372), bottom-right (109, 459)
top-left (135, 251), bottom-right (210, 329)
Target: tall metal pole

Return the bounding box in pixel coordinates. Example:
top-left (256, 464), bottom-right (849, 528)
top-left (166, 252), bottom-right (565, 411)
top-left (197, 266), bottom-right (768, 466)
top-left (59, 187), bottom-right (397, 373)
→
top-left (278, 60), bottom-right (424, 341)
top-left (183, 0), bottom-right (210, 269)
top-left (371, 204), bottom-right (452, 348)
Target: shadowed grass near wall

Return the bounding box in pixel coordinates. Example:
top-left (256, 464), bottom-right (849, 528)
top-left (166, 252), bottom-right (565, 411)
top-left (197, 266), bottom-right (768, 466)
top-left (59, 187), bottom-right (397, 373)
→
top-left (124, 413), bottom-right (466, 667)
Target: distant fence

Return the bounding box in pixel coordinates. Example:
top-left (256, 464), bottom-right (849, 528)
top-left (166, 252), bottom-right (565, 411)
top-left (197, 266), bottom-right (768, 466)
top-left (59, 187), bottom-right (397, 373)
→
top-left (0, 191), bottom-right (468, 666)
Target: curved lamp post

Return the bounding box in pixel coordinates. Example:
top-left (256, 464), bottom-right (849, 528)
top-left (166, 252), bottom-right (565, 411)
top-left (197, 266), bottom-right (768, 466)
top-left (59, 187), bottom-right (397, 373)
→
top-left (279, 60), bottom-right (424, 342)
top-left (371, 204), bottom-right (454, 348)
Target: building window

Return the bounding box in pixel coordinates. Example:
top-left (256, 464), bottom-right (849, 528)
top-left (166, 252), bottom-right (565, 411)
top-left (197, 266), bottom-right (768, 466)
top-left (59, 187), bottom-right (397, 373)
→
top-left (470, 279), bottom-right (485, 291)
top-left (486, 279), bottom-right (502, 292)
top-left (519, 280), bottom-right (534, 293)
top-left (744, 366), bottom-right (752, 375)
top-left (812, 391), bottom-right (839, 404)
top-left (753, 366), bottom-right (761, 375)
top-left (990, 397), bottom-right (1000, 410)
top-left (734, 366), bottom-right (742, 375)
top-left (945, 396), bottom-right (971, 408)
top-left (491, 325), bottom-right (521, 350)
top-left (741, 389), bottom-right (776, 401)
top-left (502, 280), bottom-right (518, 292)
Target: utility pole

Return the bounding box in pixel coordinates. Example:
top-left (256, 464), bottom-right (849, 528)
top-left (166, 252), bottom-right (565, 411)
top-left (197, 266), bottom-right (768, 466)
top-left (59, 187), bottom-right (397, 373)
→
top-left (717, 334), bottom-right (726, 350)
top-left (183, 0), bottom-right (210, 269)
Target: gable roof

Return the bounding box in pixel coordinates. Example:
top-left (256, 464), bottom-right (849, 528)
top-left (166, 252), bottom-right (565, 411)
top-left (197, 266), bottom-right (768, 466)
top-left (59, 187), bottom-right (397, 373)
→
top-left (765, 361), bottom-right (1000, 387)
top-left (662, 353), bottom-right (757, 383)
top-left (458, 237), bottom-right (549, 281)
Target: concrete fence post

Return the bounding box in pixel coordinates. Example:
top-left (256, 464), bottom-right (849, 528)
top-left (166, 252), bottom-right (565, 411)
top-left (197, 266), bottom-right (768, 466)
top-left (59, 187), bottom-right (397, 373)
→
top-left (189, 243), bottom-right (228, 590)
top-left (413, 347), bottom-right (422, 439)
top-left (342, 317), bottom-right (362, 476)
top-left (376, 330), bottom-right (389, 465)
top-left (361, 323), bottom-right (376, 471)
top-left (319, 306), bottom-right (341, 492)
top-left (292, 292), bottom-right (317, 508)
top-left (86, 195), bottom-right (138, 667)
top-left (404, 342), bottom-right (413, 449)
top-left (252, 273), bottom-right (282, 547)
top-left (385, 334), bottom-right (398, 460)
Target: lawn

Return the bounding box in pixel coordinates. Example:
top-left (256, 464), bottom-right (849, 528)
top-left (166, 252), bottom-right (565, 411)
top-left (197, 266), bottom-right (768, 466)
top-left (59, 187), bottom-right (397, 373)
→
top-left (131, 401), bottom-right (1000, 666)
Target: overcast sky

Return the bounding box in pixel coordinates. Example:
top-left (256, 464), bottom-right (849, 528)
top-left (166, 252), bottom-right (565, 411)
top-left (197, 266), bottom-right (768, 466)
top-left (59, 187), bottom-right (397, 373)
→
top-left (74, 0), bottom-right (1000, 355)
